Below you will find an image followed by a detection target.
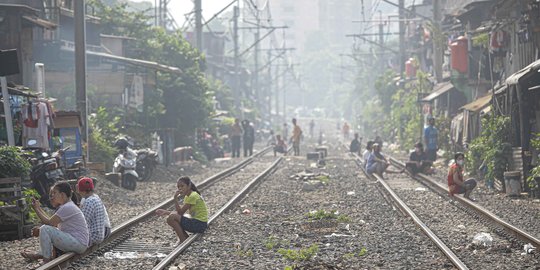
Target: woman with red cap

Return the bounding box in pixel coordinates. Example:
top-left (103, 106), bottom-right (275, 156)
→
top-left (76, 177), bottom-right (111, 245)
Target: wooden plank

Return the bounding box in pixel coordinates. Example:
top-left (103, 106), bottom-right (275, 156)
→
top-left (0, 187), bottom-right (21, 193)
top-left (0, 177), bottom-right (21, 184)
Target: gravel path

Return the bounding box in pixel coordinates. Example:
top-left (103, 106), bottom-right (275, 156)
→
top-left (172, 145), bottom-right (453, 269)
top-left (384, 172), bottom-right (540, 269)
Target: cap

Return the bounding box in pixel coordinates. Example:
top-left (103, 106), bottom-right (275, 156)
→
top-left (77, 177), bottom-right (94, 192)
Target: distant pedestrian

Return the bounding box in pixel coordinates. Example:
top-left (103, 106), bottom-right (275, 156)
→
top-left (342, 122), bottom-right (350, 140)
top-left (156, 176), bottom-right (208, 245)
top-left (447, 152), bottom-right (476, 200)
top-left (290, 118), bottom-right (303, 156)
top-left (242, 120), bottom-right (255, 157)
top-left (21, 182), bottom-right (89, 263)
top-left (309, 120), bottom-right (315, 138)
top-left (76, 177), bottom-right (111, 245)
top-left (349, 133), bottom-right (362, 154)
top-left (230, 118), bottom-right (242, 158)
top-left (282, 123), bottom-right (289, 140)
top-left (424, 117), bottom-right (438, 162)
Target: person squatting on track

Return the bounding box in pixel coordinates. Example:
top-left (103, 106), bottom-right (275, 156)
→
top-left (366, 143), bottom-right (404, 178)
top-left (447, 152), bottom-right (477, 200)
top-left (156, 176), bottom-right (208, 245)
top-left (21, 182), bottom-right (89, 263)
top-left (290, 118), bottom-right (303, 156)
top-left (349, 133), bottom-right (362, 155)
top-left (362, 141), bottom-right (375, 169)
top-left (273, 134), bottom-right (287, 156)
top-left (406, 142), bottom-right (433, 175)
top-left (76, 177), bottom-right (111, 245)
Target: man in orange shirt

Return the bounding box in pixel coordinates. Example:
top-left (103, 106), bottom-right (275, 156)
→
top-left (290, 118), bottom-right (302, 156)
top-left (447, 152), bottom-right (477, 200)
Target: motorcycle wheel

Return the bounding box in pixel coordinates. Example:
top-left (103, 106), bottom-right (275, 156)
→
top-left (141, 163), bottom-right (154, 181)
top-left (136, 163), bottom-right (147, 182)
top-left (122, 174), bottom-right (137, 190)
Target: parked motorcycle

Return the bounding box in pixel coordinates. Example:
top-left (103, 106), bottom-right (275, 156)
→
top-left (106, 138), bottom-right (137, 190)
top-left (25, 143), bottom-right (69, 208)
top-left (135, 148), bottom-right (159, 181)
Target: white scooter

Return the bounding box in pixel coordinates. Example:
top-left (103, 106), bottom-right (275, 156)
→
top-left (106, 139), bottom-right (138, 190)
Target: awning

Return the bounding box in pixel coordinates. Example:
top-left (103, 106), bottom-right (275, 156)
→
top-left (506, 59), bottom-right (540, 85)
top-left (22, 15), bottom-right (57, 29)
top-left (422, 82), bottom-right (454, 102)
top-left (0, 86), bottom-right (38, 98)
top-left (460, 94), bottom-right (492, 112)
top-left (86, 51), bottom-right (183, 75)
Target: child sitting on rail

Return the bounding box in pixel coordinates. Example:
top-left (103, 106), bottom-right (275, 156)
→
top-left (406, 142), bottom-right (433, 175)
top-left (76, 177), bottom-right (112, 245)
top-left (156, 176), bottom-right (208, 245)
top-left (21, 182), bottom-right (89, 263)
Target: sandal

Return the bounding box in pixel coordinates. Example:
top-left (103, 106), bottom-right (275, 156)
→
top-left (20, 251), bottom-right (43, 261)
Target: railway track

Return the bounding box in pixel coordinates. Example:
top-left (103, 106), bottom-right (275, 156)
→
top-left (350, 151), bottom-right (468, 270)
top-left (351, 147), bottom-right (540, 269)
top-left (38, 146), bottom-right (282, 270)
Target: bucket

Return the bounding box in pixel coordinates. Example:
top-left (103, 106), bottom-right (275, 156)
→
top-left (503, 171), bottom-right (521, 196)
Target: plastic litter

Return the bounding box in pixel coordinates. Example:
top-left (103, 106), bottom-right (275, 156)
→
top-left (104, 251), bottom-right (166, 259)
top-left (324, 233), bottom-right (355, 238)
top-left (242, 208), bottom-right (251, 215)
top-left (472, 232), bottom-right (493, 247)
top-left (347, 191), bottom-right (355, 196)
top-left (524, 243), bottom-right (536, 254)
top-left (415, 187), bottom-right (427, 191)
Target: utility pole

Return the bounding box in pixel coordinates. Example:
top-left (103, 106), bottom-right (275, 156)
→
top-left (398, 0), bottom-right (405, 76)
top-left (195, 0), bottom-right (203, 51)
top-left (254, 15), bottom-right (261, 117)
top-left (267, 49), bottom-right (272, 120)
top-left (75, 0), bottom-right (89, 161)
top-left (233, 5), bottom-right (241, 117)
top-left (378, 11), bottom-right (385, 71)
top-left (275, 59), bottom-right (279, 117)
top-left (433, 0), bottom-right (443, 82)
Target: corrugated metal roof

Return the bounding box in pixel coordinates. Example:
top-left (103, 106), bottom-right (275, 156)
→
top-left (460, 94), bottom-right (492, 112)
top-left (422, 82), bottom-right (454, 102)
top-left (506, 59), bottom-right (540, 85)
top-left (85, 51), bottom-right (183, 75)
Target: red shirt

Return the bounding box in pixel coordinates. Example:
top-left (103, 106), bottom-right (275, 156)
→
top-left (447, 163), bottom-right (463, 195)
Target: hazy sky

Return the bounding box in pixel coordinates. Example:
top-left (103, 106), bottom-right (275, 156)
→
top-left (131, 0), bottom-right (232, 25)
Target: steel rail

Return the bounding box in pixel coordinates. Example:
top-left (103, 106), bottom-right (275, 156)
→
top-left (153, 157), bottom-right (283, 270)
top-left (37, 146), bottom-right (272, 270)
top-left (387, 156), bottom-right (540, 248)
top-left (350, 151), bottom-right (469, 270)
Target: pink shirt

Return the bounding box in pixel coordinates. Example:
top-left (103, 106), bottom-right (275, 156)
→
top-left (56, 201), bottom-right (90, 246)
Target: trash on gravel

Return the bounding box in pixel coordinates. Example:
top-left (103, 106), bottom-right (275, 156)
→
top-left (523, 243), bottom-right (536, 254)
top-left (242, 208), bottom-right (251, 215)
top-left (457, 224), bottom-right (466, 230)
top-left (347, 191), bottom-right (355, 196)
top-left (415, 187), bottom-right (427, 191)
top-left (324, 233), bottom-right (355, 238)
top-left (104, 251), bottom-right (167, 259)
top-left (168, 263), bottom-right (186, 270)
top-left (472, 232), bottom-right (493, 248)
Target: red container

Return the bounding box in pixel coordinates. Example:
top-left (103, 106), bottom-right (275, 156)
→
top-left (450, 36), bottom-right (468, 74)
top-left (405, 58), bottom-right (416, 78)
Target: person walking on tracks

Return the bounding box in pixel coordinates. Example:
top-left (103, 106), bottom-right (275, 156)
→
top-left (21, 182), bottom-right (89, 263)
top-left (290, 118), bottom-right (303, 156)
top-left (230, 118), bottom-right (243, 158)
top-left (424, 117), bottom-right (438, 162)
top-left (76, 177), bottom-right (111, 245)
top-left (242, 120), bottom-right (255, 157)
top-left (156, 176), bottom-right (208, 245)
top-left (447, 152), bottom-right (477, 200)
